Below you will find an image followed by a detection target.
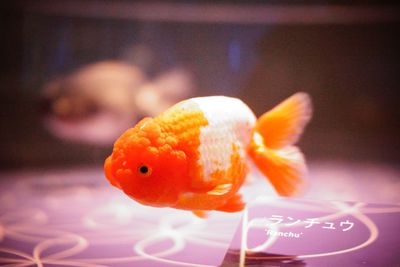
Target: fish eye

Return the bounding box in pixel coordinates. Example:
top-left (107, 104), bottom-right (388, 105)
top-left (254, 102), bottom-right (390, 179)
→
top-left (138, 164), bottom-right (152, 177)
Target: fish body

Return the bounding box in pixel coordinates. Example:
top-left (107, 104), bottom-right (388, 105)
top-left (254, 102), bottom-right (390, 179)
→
top-left (104, 93), bottom-right (312, 217)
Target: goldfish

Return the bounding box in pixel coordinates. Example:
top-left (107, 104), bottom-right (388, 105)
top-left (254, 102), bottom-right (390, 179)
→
top-left (104, 93), bottom-right (312, 217)
top-left (41, 60), bottom-right (194, 146)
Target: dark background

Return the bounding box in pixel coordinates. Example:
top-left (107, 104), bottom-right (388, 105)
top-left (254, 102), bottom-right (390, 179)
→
top-left (1, 1), bottom-right (399, 170)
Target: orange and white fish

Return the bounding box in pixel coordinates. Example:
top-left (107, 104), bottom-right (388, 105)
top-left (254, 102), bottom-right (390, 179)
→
top-left (104, 93), bottom-right (312, 217)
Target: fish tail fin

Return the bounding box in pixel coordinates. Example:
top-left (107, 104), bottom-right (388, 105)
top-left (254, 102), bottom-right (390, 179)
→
top-left (248, 92), bottom-right (312, 196)
top-left (249, 142), bottom-right (308, 196)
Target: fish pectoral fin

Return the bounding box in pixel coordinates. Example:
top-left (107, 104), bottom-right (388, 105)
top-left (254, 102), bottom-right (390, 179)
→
top-left (192, 210), bottom-right (208, 218)
top-left (215, 194), bottom-right (245, 212)
top-left (206, 183), bottom-right (232, 196)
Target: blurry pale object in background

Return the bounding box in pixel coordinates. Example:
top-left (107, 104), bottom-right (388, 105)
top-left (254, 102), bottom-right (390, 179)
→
top-left (42, 61), bottom-right (195, 146)
top-left (135, 68), bottom-right (195, 116)
top-left (42, 61), bottom-right (145, 146)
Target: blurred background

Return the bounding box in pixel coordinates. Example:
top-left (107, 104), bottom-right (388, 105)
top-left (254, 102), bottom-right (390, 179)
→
top-left (0, 1), bottom-right (400, 266)
top-left (0, 0), bottom-right (399, 201)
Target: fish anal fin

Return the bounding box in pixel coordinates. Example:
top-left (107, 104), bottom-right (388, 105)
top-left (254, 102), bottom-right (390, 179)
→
top-left (192, 210), bottom-right (208, 218)
top-left (256, 92), bottom-right (312, 149)
top-left (215, 194), bottom-right (245, 213)
top-left (206, 183), bottom-right (232, 196)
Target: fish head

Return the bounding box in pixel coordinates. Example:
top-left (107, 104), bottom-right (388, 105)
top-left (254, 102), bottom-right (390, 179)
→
top-left (104, 117), bottom-right (188, 207)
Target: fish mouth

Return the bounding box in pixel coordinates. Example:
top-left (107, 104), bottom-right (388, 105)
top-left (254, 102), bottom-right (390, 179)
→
top-left (39, 93), bottom-right (100, 122)
top-left (104, 155), bottom-right (180, 208)
top-left (104, 156), bottom-right (122, 189)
